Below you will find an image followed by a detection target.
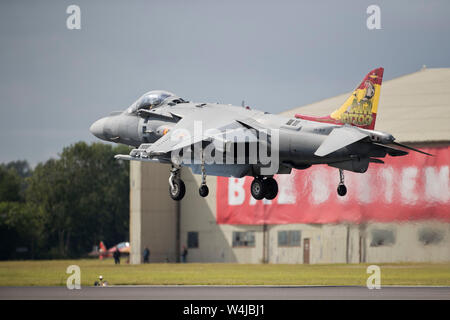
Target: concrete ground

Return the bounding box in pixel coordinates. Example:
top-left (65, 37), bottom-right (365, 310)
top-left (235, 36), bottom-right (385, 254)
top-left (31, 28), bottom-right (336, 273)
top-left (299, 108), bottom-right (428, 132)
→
top-left (1, 285), bottom-right (449, 300)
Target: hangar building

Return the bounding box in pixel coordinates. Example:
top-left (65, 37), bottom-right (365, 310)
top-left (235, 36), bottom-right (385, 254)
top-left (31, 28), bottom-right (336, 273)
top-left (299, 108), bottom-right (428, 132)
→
top-left (129, 67), bottom-right (450, 264)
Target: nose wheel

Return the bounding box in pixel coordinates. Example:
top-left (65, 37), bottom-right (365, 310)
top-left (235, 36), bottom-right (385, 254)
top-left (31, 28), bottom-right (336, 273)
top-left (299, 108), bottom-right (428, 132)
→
top-left (169, 149), bottom-right (210, 201)
top-left (250, 177), bottom-right (278, 200)
top-left (169, 166), bottom-right (185, 201)
top-left (337, 169), bottom-right (347, 197)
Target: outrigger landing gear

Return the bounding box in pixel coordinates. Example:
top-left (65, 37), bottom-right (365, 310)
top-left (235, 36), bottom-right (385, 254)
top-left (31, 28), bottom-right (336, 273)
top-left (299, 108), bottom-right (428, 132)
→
top-left (337, 169), bottom-right (347, 197)
top-left (250, 176), bottom-right (278, 200)
top-left (199, 184), bottom-right (209, 197)
top-left (198, 149), bottom-right (209, 198)
top-left (169, 166), bottom-right (185, 201)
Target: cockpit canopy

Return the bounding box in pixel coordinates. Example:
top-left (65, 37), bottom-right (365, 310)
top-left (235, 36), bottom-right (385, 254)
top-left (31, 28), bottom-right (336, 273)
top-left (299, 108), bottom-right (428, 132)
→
top-left (127, 90), bottom-right (179, 114)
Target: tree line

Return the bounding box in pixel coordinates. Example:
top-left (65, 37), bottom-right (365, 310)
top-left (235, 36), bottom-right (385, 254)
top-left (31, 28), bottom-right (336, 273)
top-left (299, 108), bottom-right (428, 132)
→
top-left (0, 142), bottom-right (130, 260)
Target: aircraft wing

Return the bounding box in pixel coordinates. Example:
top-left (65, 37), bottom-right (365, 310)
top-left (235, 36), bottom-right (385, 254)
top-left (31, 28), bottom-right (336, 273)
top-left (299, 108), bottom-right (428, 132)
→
top-left (314, 126), bottom-right (369, 157)
top-left (145, 110), bottom-right (263, 155)
top-left (145, 114), bottom-right (201, 155)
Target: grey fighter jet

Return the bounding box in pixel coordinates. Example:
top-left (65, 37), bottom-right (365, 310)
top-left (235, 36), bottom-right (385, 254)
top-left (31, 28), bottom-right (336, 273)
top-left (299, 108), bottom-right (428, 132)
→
top-left (90, 68), bottom-right (431, 201)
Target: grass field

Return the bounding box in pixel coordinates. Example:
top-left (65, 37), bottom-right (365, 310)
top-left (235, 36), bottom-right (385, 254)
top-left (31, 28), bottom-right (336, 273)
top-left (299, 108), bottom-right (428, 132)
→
top-left (0, 259), bottom-right (449, 286)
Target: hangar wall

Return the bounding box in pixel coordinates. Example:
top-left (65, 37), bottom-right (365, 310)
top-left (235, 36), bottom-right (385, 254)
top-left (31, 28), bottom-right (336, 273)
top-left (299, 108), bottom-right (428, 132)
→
top-left (129, 162), bottom-right (178, 264)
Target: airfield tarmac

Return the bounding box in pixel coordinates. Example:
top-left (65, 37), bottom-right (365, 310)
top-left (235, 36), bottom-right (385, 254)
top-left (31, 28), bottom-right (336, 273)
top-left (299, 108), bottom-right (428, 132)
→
top-left (0, 285), bottom-right (449, 300)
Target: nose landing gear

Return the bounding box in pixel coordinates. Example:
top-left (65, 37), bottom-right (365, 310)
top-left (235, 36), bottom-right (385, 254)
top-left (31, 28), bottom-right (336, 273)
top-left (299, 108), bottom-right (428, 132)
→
top-left (337, 169), bottom-right (347, 197)
top-left (169, 149), bottom-right (210, 201)
top-left (250, 176), bottom-right (279, 200)
top-left (169, 166), bottom-right (185, 201)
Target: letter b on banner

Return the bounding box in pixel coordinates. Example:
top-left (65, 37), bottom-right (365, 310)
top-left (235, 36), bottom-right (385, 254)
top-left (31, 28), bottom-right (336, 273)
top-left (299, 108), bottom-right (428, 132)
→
top-left (229, 178), bottom-right (246, 205)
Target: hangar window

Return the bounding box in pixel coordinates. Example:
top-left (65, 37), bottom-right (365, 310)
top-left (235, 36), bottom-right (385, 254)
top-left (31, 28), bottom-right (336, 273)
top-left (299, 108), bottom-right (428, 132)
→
top-left (232, 231), bottom-right (255, 247)
top-left (187, 232), bottom-right (199, 248)
top-left (278, 230), bottom-right (301, 247)
top-left (418, 228), bottom-right (444, 245)
top-left (370, 229), bottom-right (396, 247)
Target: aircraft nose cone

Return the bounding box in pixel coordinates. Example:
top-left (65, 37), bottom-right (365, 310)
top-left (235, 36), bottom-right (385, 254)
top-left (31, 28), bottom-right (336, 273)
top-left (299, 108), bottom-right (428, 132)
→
top-left (90, 118), bottom-right (106, 140)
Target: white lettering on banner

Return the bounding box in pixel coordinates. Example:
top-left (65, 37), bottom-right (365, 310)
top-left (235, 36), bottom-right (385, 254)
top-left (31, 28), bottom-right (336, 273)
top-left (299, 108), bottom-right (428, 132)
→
top-left (425, 166), bottom-right (449, 203)
top-left (357, 171), bottom-right (372, 204)
top-left (277, 174), bottom-right (297, 204)
top-left (218, 145), bottom-right (450, 225)
top-left (401, 167), bottom-right (418, 204)
top-left (379, 167), bottom-right (394, 204)
top-left (226, 166), bottom-right (449, 206)
top-left (228, 178), bottom-right (245, 205)
top-left (309, 168), bottom-right (330, 204)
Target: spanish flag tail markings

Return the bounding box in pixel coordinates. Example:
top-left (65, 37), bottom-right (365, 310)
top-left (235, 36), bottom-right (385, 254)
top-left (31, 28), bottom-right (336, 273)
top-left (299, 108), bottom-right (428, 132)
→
top-left (331, 67), bottom-right (383, 129)
top-left (295, 68), bottom-right (384, 130)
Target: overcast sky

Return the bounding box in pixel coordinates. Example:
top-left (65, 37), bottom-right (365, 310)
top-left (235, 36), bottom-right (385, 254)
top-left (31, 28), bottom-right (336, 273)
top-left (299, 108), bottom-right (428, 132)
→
top-left (1, 0), bottom-right (449, 165)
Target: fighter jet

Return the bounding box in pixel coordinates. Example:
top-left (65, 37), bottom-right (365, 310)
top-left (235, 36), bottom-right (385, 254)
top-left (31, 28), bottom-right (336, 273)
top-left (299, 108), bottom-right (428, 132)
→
top-left (90, 68), bottom-right (431, 201)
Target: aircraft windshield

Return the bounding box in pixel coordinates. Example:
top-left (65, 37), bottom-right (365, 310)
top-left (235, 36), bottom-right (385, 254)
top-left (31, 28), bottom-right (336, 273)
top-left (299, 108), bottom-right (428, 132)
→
top-left (128, 90), bottom-right (175, 113)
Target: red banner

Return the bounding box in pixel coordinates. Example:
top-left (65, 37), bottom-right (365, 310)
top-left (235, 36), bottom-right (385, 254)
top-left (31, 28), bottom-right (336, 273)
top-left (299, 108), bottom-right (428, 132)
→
top-left (216, 146), bottom-right (450, 224)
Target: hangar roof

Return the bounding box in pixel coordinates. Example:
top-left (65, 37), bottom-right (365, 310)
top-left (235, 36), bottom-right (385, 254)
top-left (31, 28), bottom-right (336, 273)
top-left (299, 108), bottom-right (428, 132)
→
top-left (282, 67), bottom-right (450, 143)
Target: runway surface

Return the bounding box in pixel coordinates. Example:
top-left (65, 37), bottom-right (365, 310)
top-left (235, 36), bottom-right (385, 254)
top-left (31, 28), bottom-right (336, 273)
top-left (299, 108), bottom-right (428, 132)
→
top-left (1, 285), bottom-right (449, 300)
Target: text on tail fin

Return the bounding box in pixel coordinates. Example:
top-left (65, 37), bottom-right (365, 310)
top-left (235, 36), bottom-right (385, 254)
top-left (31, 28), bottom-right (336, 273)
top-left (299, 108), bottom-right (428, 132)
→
top-left (330, 67), bottom-right (384, 129)
top-left (295, 68), bottom-right (384, 130)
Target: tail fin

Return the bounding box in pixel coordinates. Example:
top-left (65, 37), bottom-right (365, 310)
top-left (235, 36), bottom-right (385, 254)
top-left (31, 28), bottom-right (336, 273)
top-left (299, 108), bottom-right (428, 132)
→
top-left (99, 241), bottom-right (107, 252)
top-left (99, 241), bottom-right (107, 260)
top-left (295, 67), bottom-right (384, 130)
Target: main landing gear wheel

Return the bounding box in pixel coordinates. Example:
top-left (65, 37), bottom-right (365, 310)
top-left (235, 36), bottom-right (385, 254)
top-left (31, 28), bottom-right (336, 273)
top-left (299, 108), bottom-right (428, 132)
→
top-left (250, 178), bottom-right (266, 200)
top-left (264, 177), bottom-right (278, 200)
top-left (169, 179), bottom-right (185, 201)
top-left (337, 169), bottom-right (347, 197)
top-left (199, 185), bottom-right (209, 197)
top-left (250, 177), bottom-right (279, 200)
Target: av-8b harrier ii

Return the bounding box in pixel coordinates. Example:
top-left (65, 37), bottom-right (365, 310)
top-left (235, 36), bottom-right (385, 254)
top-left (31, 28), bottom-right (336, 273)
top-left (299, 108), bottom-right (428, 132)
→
top-left (90, 68), bottom-right (431, 201)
